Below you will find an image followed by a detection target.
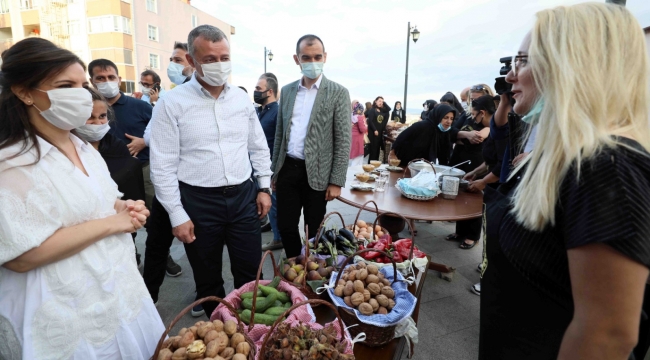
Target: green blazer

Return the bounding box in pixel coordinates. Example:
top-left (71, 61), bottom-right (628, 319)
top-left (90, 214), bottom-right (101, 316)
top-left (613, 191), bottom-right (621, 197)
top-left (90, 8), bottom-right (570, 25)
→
top-left (271, 75), bottom-right (351, 191)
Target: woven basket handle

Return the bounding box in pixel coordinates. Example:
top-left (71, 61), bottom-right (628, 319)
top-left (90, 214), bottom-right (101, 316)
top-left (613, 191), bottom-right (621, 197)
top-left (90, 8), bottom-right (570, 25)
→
top-left (259, 299), bottom-right (347, 354)
top-left (151, 296), bottom-right (243, 359)
top-left (373, 211), bottom-right (416, 261)
top-left (334, 248), bottom-right (399, 286)
top-left (313, 211), bottom-right (347, 252)
top-left (249, 250), bottom-right (283, 331)
top-left (405, 158), bottom-right (436, 178)
top-left (352, 200), bottom-right (380, 230)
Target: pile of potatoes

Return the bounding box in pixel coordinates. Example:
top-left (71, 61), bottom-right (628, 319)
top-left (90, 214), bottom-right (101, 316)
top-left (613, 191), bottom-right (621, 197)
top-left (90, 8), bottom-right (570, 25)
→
top-left (349, 220), bottom-right (384, 242)
top-left (157, 319), bottom-right (251, 360)
top-left (333, 262), bottom-right (396, 316)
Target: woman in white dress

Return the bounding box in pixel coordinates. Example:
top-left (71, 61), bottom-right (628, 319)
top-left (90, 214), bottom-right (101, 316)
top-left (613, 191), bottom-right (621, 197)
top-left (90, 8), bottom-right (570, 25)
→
top-left (0, 38), bottom-right (165, 359)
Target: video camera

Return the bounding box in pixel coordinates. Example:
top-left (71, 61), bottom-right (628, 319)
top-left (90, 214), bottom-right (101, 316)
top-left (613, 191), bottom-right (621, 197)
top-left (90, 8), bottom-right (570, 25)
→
top-left (494, 56), bottom-right (513, 95)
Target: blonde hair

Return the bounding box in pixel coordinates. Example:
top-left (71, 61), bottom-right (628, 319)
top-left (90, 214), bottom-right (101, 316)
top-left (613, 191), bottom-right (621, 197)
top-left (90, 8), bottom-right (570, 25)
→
top-left (512, 2), bottom-right (650, 230)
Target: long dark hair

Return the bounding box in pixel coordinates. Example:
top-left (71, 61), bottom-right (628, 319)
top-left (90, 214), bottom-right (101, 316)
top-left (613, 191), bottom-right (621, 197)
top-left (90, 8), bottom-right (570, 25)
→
top-left (394, 101), bottom-right (402, 110)
top-left (440, 91), bottom-right (464, 114)
top-left (0, 38), bottom-right (85, 160)
top-left (372, 96), bottom-right (384, 109)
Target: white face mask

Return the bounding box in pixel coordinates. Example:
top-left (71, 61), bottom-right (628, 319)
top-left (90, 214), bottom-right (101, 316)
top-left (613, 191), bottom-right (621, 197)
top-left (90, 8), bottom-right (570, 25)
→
top-left (168, 62), bottom-right (189, 85)
top-left (199, 61), bottom-right (231, 87)
top-left (76, 122), bottom-right (110, 142)
top-left (33, 88), bottom-right (93, 131)
top-left (142, 86), bottom-right (152, 95)
top-left (96, 81), bottom-right (120, 98)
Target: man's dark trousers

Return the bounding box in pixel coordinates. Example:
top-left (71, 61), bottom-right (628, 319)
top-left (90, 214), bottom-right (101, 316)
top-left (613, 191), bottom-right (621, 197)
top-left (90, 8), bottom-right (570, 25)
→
top-left (276, 156), bottom-right (328, 258)
top-left (179, 178), bottom-right (262, 317)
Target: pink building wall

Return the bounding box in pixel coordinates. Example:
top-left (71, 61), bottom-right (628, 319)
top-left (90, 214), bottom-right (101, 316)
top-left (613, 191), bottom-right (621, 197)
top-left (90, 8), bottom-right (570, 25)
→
top-left (132, 0), bottom-right (233, 90)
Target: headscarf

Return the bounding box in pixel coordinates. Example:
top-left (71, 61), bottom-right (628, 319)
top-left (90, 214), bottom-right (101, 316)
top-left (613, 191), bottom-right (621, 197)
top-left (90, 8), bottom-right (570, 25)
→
top-left (440, 91), bottom-right (464, 115)
top-left (426, 103), bottom-right (457, 126)
top-left (352, 101), bottom-right (365, 115)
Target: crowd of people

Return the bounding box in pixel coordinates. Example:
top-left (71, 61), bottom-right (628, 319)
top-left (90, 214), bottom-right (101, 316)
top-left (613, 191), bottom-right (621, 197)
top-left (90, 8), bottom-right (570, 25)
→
top-left (0, 2), bottom-right (650, 360)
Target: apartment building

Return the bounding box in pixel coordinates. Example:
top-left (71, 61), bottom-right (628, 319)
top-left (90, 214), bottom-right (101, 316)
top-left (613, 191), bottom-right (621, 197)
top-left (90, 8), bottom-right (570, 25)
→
top-left (0, 0), bottom-right (234, 93)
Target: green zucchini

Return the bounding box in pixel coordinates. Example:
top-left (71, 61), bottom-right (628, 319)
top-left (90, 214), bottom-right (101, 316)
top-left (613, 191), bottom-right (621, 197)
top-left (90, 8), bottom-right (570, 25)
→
top-left (273, 300), bottom-right (283, 307)
top-left (263, 307), bottom-right (288, 316)
top-left (283, 302), bottom-right (292, 309)
top-left (241, 309), bottom-right (283, 326)
top-left (242, 296), bottom-right (265, 310)
top-left (259, 285), bottom-right (290, 303)
top-left (268, 276), bottom-right (282, 289)
top-left (240, 290), bottom-right (263, 300)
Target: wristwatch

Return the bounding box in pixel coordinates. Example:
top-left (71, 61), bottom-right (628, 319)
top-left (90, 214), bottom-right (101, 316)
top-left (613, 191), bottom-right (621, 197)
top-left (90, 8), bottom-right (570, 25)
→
top-left (150, 101), bottom-right (156, 107)
top-left (259, 188), bottom-right (272, 196)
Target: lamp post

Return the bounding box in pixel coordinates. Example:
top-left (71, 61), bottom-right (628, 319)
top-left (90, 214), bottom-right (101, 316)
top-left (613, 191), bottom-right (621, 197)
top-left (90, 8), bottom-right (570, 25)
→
top-left (264, 47), bottom-right (273, 73)
top-left (403, 23), bottom-right (420, 117)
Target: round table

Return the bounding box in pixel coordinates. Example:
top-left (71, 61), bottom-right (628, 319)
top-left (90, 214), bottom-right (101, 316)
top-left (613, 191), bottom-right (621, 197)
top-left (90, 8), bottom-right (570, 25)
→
top-left (336, 165), bottom-right (484, 280)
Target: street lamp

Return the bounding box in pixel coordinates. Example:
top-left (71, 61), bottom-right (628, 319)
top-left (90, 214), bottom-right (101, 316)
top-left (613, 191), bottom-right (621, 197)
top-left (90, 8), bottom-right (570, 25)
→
top-left (403, 23), bottom-right (419, 117)
top-left (265, 47), bottom-right (273, 73)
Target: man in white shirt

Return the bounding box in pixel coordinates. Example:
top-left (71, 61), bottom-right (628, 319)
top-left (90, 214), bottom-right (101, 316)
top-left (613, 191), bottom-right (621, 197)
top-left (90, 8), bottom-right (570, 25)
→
top-left (150, 25), bottom-right (272, 317)
top-left (271, 35), bottom-right (351, 257)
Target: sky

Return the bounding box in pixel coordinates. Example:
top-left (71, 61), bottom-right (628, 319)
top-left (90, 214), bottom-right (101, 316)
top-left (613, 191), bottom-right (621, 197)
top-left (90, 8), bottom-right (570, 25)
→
top-left (190, 0), bottom-right (650, 114)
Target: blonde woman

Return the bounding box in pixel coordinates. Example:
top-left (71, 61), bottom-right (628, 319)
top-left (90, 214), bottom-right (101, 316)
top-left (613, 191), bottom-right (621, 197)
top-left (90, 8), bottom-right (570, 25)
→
top-left (479, 3), bottom-right (650, 360)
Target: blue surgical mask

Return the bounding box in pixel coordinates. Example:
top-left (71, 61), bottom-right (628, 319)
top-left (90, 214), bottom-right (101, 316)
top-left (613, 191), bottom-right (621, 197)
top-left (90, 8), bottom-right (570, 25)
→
top-left (167, 62), bottom-right (189, 85)
top-left (522, 97), bottom-right (544, 124)
top-left (438, 123), bottom-right (451, 132)
top-left (300, 62), bottom-right (324, 79)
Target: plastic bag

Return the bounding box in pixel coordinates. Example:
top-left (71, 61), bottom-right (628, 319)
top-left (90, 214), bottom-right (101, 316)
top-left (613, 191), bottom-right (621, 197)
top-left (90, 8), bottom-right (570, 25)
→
top-left (397, 171), bottom-right (439, 197)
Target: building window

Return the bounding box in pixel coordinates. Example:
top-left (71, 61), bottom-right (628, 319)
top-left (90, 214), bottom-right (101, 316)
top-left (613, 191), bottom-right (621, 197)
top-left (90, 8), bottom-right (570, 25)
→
top-left (0, 0), bottom-right (9, 13)
top-left (123, 49), bottom-right (133, 65)
top-left (191, 15), bottom-right (198, 28)
top-left (149, 53), bottom-right (159, 69)
top-left (88, 16), bottom-right (131, 34)
top-left (121, 80), bottom-right (135, 94)
top-left (146, 0), bottom-right (156, 13)
top-left (147, 24), bottom-right (158, 42)
top-left (20, 0), bottom-right (35, 9)
top-left (67, 20), bottom-right (80, 35)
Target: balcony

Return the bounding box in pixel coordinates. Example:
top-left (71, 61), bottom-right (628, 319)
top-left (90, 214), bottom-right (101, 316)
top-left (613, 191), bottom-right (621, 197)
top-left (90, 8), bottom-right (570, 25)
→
top-left (0, 38), bottom-right (13, 52)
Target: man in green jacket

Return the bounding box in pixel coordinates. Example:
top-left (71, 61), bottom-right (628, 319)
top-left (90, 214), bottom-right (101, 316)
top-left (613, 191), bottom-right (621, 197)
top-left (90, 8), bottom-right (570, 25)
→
top-left (270, 34), bottom-right (351, 257)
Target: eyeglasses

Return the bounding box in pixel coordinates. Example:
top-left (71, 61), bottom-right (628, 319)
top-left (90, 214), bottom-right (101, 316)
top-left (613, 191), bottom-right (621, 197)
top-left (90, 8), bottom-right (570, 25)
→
top-left (139, 81), bottom-right (155, 87)
top-left (510, 55), bottom-right (528, 76)
top-left (470, 85), bottom-right (487, 92)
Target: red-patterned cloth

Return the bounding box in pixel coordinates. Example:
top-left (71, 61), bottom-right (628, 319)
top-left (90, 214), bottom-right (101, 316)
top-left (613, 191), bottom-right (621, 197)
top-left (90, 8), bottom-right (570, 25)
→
top-left (210, 279), bottom-right (316, 343)
top-left (255, 317), bottom-right (356, 357)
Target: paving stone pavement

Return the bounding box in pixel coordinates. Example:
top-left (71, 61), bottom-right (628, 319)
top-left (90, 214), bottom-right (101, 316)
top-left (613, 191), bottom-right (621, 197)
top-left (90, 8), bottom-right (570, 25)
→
top-left (136, 198), bottom-right (483, 360)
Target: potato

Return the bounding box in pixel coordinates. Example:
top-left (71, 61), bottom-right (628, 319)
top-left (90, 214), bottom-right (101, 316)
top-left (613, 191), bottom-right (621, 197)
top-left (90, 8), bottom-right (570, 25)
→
top-left (367, 283), bottom-right (381, 296)
top-left (205, 340), bottom-right (220, 358)
top-left (334, 285), bottom-right (344, 297)
top-left (204, 330), bottom-right (219, 344)
top-left (381, 286), bottom-right (395, 299)
top-left (363, 289), bottom-right (371, 302)
top-left (158, 348), bottom-right (173, 360)
top-left (376, 231), bottom-right (385, 237)
top-left (198, 323), bottom-right (216, 338)
top-left (178, 331), bottom-right (195, 348)
top-left (343, 282), bottom-right (354, 297)
top-left (223, 320), bottom-right (238, 336)
top-left (337, 279), bottom-right (346, 286)
top-left (369, 298), bottom-right (379, 312)
top-left (233, 354), bottom-right (247, 360)
top-left (172, 347), bottom-right (187, 360)
top-left (378, 306), bottom-right (388, 315)
top-left (230, 333), bottom-right (245, 348)
top-left (344, 296), bottom-right (353, 307)
top-left (220, 347), bottom-right (235, 360)
top-left (366, 264), bottom-right (379, 275)
top-left (350, 292), bottom-right (364, 307)
top-left (375, 294), bottom-right (390, 308)
top-left (353, 280), bottom-right (364, 293)
top-left (357, 220), bottom-right (367, 228)
top-left (236, 341), bottom-right (251, 355)
top-left (374, 225), bottom-right (381, 233)
top-left (358, 302), bottom-right (374, 316)
top-left (366, 274), bottom-right (380, 284)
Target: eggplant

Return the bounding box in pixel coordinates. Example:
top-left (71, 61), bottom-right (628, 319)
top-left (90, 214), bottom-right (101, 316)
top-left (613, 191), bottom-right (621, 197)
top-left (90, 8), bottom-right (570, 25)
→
top-left (324, 229), bottom-right (337, 244)
top-left (338, 228), bottom-right (356, 242)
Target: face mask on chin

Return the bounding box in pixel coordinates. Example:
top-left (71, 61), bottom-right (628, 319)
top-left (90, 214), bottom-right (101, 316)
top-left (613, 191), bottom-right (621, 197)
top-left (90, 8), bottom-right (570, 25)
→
top-left (32, 88), bottom-right (93, 130)
top-left (438, 123), bottom-right (451, 132)
top-left (95, 81), bottom-right (120, 98)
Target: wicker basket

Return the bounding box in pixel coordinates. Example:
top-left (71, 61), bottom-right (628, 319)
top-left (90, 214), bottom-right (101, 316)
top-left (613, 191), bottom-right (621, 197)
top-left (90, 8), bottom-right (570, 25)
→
top-left (334, 248), bottom-right (402, 347)
top-left (345, 200), bottom-right (389, 243)
top-left (397, 158), bottom-right (439, 201)
top-left (150, 296), bottom-right (256, 360)
top-left (259, 299), bottom-right (354, 359)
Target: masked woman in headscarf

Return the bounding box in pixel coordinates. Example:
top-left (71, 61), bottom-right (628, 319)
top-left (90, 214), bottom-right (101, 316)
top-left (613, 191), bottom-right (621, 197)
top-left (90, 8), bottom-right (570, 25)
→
top-left (389, 103), bottom-right (459, 167)
top-left (366, 96), bottom-right (391, 163)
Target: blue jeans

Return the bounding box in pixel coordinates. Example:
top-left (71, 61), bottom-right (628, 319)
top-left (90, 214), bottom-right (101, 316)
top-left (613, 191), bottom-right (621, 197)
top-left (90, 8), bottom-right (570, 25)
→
top-left (269, 192), bottom-right (281, 241)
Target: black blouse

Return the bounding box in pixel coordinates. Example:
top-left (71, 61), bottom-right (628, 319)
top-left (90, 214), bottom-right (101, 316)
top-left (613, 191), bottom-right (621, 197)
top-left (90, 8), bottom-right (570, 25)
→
top-left (391, 121), bottom-right (458, 167)
top-left (367, 104), bottom-right (392, 135)
top-left (480, 139), bottom-right (650, 359)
